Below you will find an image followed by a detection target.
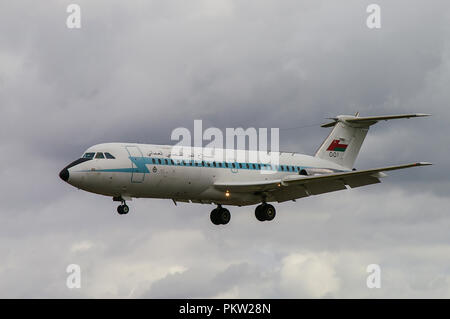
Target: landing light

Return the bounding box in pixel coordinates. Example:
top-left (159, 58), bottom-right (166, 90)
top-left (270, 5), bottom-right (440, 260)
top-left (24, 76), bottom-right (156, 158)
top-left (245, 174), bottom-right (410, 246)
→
top-left (225, 191), bottom-right (230, 197)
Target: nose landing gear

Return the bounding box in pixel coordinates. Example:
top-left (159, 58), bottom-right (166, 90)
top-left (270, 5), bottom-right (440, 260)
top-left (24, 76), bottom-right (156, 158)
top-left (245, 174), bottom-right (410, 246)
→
top-left (117, 203), bottom-right (129, 215)
top-left (113, 197), bottom-right (130, 215)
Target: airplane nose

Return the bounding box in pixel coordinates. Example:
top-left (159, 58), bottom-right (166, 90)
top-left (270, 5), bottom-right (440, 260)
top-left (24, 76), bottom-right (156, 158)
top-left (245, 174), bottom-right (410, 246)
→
top-left (59, 168), bottom-right (69, 182)
top-left (59, 158), bottom-right (91, 184)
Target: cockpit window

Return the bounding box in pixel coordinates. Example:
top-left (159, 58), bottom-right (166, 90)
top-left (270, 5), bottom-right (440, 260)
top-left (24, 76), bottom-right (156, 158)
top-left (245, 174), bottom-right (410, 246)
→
top-left (95, 152), bottom-right (105, 159)
top-left (83, 152), bottom-right (95, 159)
top-left (104, 152), bottom-right (115, 159)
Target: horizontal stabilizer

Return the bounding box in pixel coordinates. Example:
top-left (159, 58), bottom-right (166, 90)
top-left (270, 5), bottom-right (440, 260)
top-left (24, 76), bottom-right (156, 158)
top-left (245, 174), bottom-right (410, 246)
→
top-left (321, 113), bottom-right (430, 128)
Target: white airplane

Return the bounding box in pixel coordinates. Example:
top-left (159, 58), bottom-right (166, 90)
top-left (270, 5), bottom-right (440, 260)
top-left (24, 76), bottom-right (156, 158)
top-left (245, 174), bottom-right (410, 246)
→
top-left (59, 113), bottom-right (431, 225)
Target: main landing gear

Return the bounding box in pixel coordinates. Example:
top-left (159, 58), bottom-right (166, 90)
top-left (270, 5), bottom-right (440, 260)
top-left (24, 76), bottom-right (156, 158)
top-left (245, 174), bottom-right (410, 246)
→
top-left (117, 201), bottom-right (129, 215)
top-left (255, 203), bottom-right (276, 222)
top-left (209, 203), bottom-right (276, 225)
top-left (210, 205), bottom-right (231, 225)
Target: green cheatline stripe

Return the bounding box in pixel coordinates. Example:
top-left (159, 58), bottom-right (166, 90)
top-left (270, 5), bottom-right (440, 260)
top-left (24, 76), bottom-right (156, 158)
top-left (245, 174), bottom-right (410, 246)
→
top-left (334, 147), bottom-right (347, 152)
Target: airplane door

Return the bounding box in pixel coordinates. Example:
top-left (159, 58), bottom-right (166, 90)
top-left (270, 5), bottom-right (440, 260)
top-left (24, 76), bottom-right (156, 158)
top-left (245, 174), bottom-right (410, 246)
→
top-left (126, 146), bottom-right (145, 183)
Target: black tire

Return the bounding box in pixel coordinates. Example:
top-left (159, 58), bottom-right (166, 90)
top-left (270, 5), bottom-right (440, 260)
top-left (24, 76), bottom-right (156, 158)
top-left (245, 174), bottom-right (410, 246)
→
top-left (210, 208), bottom-right (221, 225)
top-left (122, 204), bottom-right (129, 214)
top-left (219, 208), bottom-right (231, 225)
top-left (264, 204), bottom-right (276, 221)
top-left (117, 205), bottom-right (124, 215)
top-left (255, 204), bottom-right (266, 221)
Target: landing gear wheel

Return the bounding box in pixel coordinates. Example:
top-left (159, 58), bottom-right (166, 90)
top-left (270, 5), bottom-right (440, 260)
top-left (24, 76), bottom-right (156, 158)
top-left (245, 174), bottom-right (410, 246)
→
top-left (255, 203), bottom-right (276, 221)
top-left (264, 204), bottom-right (276, 221)
top-left (117, 204), bottom-right (129, 215)
top-left (210, 208), bottom-right (221, 225)
top-left (210, 207), bottom-right (231, 225)
top-left (219, 208), bottom-right (231, 225)
top-left (255, 204), bottom-right (266, 221)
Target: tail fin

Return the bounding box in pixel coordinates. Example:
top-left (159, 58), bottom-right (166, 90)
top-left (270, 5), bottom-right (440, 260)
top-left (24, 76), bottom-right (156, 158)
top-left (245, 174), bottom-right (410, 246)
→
top-left (315, 113), bottom-right (430, 169)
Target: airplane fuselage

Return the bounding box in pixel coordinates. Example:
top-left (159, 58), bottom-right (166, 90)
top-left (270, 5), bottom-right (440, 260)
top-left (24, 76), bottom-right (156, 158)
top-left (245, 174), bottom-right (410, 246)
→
top-left (60, 143), bottom-right (347, 206)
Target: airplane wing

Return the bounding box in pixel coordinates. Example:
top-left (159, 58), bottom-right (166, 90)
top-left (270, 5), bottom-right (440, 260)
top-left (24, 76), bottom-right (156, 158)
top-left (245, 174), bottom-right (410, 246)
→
top-left (214, 162), bottom-right (432, 202)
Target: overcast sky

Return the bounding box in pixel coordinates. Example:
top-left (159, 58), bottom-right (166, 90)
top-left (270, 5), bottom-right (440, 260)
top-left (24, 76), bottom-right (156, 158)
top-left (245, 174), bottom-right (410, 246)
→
top-left (1, 0), bottom-right (449, 298)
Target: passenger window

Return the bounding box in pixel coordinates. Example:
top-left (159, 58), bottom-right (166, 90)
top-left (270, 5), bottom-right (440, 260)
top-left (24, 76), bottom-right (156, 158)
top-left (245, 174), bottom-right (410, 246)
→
top-left (95, 152), bottom-right (105, 159)
top-left (164, 159), bottom-right (168, 164)
top-left (104, 152), bottom-right (115, 159)
top-left (83, 152), bottom-right (95, 159)
top-left (232, 163), bottom-right (235, 168)
top-left (225, 163), bottom-right (229, 168)
top-left (158, 159), bottom-right (162, 164)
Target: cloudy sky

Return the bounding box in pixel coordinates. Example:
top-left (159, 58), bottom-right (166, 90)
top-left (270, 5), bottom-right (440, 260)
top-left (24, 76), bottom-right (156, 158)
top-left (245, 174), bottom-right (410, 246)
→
top-left (1, 0), bottom-right (449, 298)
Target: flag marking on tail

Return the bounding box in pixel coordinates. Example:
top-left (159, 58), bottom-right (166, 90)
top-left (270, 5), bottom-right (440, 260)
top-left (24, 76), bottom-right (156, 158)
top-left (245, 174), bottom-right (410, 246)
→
top-left (326, 139), bottom-right (348, 152)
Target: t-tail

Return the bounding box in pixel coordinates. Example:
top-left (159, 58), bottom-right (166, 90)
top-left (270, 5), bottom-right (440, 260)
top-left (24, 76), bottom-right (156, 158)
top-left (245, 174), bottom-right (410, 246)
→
top-left (315, 113), bottom-right (430, 170)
